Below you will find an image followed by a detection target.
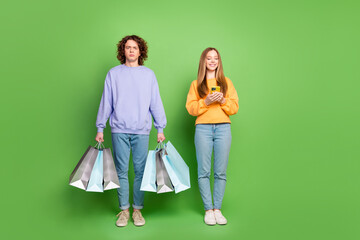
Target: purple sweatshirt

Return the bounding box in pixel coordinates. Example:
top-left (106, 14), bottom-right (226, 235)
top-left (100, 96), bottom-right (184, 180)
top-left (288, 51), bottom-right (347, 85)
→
top-left (96, 64), bottom-right (166, 134)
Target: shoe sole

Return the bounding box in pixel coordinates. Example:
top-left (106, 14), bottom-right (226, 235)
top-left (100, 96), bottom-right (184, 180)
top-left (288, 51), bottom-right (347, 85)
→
top-left (205, 222), bottom-right (216, 226)
top-left (134, 223), bottom-right (145, 227)
top-left (116, 223), bottom-right (128, 227)
top-left (216, 222), bottom-right (227, 225)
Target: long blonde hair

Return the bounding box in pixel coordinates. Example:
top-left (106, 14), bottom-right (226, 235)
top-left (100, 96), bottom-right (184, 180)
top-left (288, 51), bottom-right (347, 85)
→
top-left (197, 47), bottom-right (227, 98)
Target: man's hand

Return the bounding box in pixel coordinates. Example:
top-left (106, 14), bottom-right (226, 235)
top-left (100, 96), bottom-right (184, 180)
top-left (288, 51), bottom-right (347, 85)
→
top-left (95, 132), bottom-right (104, 142)
top-left (157, 133), bottom-right (165, 143)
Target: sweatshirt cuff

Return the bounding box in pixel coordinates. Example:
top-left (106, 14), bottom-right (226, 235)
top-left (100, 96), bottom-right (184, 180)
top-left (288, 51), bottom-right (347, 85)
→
top-left (220, 98), bottom-right (228, 106)
top-left (157, 128), bottom-right (164, 133)
top-left (97, 127), bottom-right (104, 133)
top-left (199, 99), bottom-right (209, 108)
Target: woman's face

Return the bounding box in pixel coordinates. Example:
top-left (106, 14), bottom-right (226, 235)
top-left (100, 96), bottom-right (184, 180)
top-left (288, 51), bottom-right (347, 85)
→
top-left (206, 50), bottom-right (219, 72)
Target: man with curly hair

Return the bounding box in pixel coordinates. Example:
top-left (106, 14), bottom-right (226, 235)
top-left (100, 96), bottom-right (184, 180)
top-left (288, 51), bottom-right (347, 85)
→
top-left (95, 35), bottom-right (166, 227)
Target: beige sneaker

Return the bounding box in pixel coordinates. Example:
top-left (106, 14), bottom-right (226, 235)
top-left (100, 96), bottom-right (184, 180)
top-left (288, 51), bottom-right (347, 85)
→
top-left (214, 210), bottom-right (227, 225)
top-left (116, 210), bottom-right (130, 227)
top-left (132, 210), bottom-right (145, 226)
top-left (204, 210), bottom-right (216, 225)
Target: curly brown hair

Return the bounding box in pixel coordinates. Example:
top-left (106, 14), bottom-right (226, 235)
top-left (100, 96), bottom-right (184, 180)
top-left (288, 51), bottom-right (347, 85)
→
top-left (116, 35), bottom-right (148, 65)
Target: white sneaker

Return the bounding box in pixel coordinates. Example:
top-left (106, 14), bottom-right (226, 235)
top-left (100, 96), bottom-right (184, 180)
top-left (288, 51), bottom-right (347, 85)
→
top-left (214, 210), bottom-right (227, 225)
top-left (204, 210), bottom-right (216, 225)
top-left (116, 210), bottom-right (130, 227)
top-left (132, 210), bottom-right (145, 226)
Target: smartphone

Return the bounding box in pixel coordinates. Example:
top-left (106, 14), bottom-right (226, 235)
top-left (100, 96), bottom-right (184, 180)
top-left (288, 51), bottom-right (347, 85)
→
top-left (211, 86), bottom-right (220, 93)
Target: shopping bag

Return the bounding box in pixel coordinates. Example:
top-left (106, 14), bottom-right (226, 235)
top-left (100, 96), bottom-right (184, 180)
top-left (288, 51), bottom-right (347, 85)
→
top-left (163, 141), bottom-right (190, 193)
top-left (86, 150), bottom-right (104, 192)
top-left (140, 150), bottom-right (157, 192)
top-left (103, 147), bottom-right (120, 190)
top-left (156, 148), bottom-right (174, 193)
top-left (69, 145), bottom-right (99, 190)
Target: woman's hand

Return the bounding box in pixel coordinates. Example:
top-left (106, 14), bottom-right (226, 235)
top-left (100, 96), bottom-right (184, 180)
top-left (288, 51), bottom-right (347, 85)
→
top-left (215, 92), bottom-right (226, 104)
top-left (205, 92), bottom-right (225, 105)
top-left (205, 93), bottom-right (219, 105)
top-left (95, 132), bottom-right (104, 142)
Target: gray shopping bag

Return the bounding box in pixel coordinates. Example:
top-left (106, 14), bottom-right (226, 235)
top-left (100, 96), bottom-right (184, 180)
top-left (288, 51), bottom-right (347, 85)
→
top-left (103, 148), bottom-right (120, 190)
top-left (69, 145), bottom-right (99, 190)
top-left (155, 148), bottom-right (174, 193)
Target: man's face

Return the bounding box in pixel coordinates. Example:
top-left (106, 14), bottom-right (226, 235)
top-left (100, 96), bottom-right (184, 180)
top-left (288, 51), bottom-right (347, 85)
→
top-left (124, 40), bottom-right (140, 64)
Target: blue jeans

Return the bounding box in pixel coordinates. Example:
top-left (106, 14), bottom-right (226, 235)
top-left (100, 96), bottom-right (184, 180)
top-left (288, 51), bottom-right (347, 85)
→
top-left (111, 133), bottom-right (149, 210)
top-left (195, 123), bottom-right (232, 210)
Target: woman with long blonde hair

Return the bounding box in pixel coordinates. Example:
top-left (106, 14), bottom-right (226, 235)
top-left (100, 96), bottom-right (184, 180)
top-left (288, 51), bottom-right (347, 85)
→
top-left (186, 47), bottom-right (239, 225)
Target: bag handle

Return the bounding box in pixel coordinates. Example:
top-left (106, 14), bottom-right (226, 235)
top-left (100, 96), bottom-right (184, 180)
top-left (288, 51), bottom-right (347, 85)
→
top-left (155, 141), bottom-right (165, 151)
top-left (94, 141), bottom-right (105, 150)
top-left (163, 141), bottom-right (168, 155)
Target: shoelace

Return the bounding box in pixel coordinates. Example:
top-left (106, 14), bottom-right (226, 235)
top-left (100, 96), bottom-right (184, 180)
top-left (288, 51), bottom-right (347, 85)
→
top-left (214, 211), bottom-right (226, 220)
top-left (206, 210), bottom-right (214, 216)
top-left (116, 211), bottom-right (128, 219)
top-left (133, 211), bottom-right (143, 221)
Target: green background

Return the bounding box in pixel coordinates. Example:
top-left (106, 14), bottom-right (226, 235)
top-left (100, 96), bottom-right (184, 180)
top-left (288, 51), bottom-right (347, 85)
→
top-left (1, 0), bottom-right (359, 239)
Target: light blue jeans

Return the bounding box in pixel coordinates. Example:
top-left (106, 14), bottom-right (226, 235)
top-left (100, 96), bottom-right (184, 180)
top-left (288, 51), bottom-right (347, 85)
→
top-left (195, 123), bottom-right (232, 210)
top-left (111, 133), bottom-right (149, 210)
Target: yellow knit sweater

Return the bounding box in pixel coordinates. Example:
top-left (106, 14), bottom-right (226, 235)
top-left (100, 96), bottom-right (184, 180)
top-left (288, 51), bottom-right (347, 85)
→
top-left (186, 77), bottom-right (239, 125)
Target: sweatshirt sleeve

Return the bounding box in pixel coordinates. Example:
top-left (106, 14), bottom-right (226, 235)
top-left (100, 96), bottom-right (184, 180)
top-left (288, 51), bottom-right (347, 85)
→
top-left (186, 81), bottom-right (209, 116)
top-left (220, 78), bottom-right (239, 115)
top-left (150, 73), bottom-right (167, 133)
top-left (96, 72), bottom-right (113, 132)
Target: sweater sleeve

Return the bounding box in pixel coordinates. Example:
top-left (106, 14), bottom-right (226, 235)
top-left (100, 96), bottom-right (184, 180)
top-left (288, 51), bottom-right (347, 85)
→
top-left (96, 72), bottom-right (113, 132)
top-left (150, 73), bottom-right (167, 133)
top-left (220, 78), bottom-right (239, 115)
top-left (186, 81), bottom-right (209, 116)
